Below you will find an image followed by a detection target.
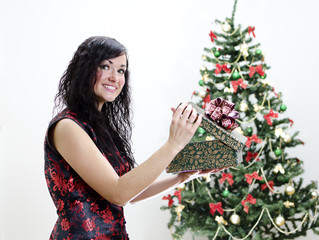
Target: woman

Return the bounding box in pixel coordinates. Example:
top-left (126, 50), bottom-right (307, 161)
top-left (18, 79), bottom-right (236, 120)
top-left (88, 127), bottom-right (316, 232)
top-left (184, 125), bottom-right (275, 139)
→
top-left (44, 36), bottom-right (221, 239)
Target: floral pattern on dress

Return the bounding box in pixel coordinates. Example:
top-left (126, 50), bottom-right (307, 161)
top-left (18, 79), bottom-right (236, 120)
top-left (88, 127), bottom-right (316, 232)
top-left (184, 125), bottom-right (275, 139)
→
top-left (44, 109), bottom-right (130, 239)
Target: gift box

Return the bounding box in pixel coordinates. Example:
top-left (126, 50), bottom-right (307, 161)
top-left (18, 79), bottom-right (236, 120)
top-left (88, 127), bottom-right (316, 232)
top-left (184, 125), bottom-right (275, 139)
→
top-left (166, 99), bottom-right (247, 173)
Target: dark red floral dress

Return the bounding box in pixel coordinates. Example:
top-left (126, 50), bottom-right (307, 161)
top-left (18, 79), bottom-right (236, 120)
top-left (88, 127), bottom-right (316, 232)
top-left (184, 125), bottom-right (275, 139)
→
top-left (44, 109), bottom-right (130, 240)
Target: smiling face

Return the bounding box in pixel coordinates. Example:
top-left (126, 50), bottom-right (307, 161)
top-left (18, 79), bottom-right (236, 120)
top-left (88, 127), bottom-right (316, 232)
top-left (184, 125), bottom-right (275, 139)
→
top-left (94, 54), bottom-right (127, 111)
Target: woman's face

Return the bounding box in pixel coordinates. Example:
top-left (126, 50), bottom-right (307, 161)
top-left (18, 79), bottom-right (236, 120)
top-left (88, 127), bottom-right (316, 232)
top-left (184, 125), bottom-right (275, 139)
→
top-left (94, 54), bottom-right (127, 110)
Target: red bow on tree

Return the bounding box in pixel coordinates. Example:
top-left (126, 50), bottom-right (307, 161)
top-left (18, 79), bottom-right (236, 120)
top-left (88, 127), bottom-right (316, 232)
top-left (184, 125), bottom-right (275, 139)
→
top-left (245, 134), bottom-right (262, 148)
top-left (202, 93), bottom-right (211, 109)
top-left (219, 172), bottom-right (234, 186)
top-left (261, 180), bottom-right (274, 192)
top-left (245, 152), bottom-right (259, 162)
top-left (241, 194), bottom-right (256, 213)
top-left (249, 65), bottom-right (265, 78)
top-left (162, 194), bottom-right (174, 207)
top-left (174, 189), bottom-right (182, 204)
top-left (209, 202), bottom-right (224, 215)
top-left (288, 118), bottom-right (294, 127)
top-left (231, 79), bottom-right (247, 93)
top-left (248, 26), bottom-right (256, 38)
top-left (215, 63), bottom-right (231, 74)
top-left (245, 171), bottom-right (263, 184)
top-left (272, 88), bottom-right (279, 98)
top-left (209, 31), bottom-right (217, 42)
top-left (264, 109), bottom-right (278, 126)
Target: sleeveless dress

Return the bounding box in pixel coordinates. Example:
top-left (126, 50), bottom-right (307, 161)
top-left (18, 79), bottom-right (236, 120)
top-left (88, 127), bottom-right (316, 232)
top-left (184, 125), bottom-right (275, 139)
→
top-left (44, 109), bottom-right (130, 240)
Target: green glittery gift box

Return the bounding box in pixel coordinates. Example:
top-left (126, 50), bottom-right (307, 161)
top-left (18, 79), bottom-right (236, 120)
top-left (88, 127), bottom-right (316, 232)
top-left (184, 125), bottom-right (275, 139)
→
top-left (166, 102), bottom-right (247, 173)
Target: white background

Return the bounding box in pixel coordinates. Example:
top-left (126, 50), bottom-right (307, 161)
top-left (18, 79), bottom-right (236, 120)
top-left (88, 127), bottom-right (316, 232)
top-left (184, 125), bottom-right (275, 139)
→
top-left (1, 0), bottom-right (319, 239)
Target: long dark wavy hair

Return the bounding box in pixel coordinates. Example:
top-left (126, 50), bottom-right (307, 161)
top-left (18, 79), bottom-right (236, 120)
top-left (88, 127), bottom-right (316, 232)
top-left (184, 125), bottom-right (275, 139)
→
top-left (54, 36), bottom-right (135, 169)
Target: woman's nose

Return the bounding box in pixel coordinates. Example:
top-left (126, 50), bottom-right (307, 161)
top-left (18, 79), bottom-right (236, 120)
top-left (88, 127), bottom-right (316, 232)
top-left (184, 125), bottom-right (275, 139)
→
top-left (109, 70), bottom-right (118, 82)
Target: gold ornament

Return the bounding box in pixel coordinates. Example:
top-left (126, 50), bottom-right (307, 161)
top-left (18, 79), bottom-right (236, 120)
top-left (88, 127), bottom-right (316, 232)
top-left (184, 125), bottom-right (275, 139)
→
top-left (202, 73), bottom-right (210, 82)
top-left (177, 183), bottom-right (185, 190)
top-left (253, 104), bottom-right (264, 112)
top-left (283, 200), bottom-right (295, 208)
top-left (222, 22), bottom-right (231, 33)
top-left (230, 213), bottom-right (240, 225)
top-left (202, 174), bottom-right (211, 183)
top-left (283, 135), bottom-right (291, 143)
top-left (215, 216), bottom-right (228, 225)
top-left (285, 185), bottom-right (295, 196)
top-left (239, 102), bottom-right (248, 112)
top-left (260, 79), bottom-right (273, 87)
top-left (234, 127), bottom-right (244, 135)
top-left (175, 204), bottom-right (185, 221)
top-left (273, 163), bottom-right (285, 174)
top-left (311, 191), bottom-right (318, 199)
top-left (275, 215), bottom-right (285, 227)
top-left (240, 43), bottom-right (249, 58)
top-left (224, 87), bottom-right (234, 93)
top-left (202, 55), bottom-right (207, 61)
top-left (200, 65), bottom-right (207, 71)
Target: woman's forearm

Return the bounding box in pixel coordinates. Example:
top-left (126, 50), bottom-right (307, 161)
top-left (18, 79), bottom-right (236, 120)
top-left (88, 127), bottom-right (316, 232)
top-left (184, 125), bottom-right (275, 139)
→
top-left (129, 174), bottom-right (183, 203)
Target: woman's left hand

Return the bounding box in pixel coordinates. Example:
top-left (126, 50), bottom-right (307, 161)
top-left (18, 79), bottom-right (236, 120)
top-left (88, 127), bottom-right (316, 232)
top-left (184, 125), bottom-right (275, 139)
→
top-left (177, 168), bottom-right (226, 184)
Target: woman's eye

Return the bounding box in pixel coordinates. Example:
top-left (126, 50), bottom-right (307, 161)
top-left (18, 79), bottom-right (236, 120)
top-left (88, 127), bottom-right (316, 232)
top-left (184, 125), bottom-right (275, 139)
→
top-left (99, 65), bottom-right (109, 70)
top-left (118, 69), bottom-right (126, 74)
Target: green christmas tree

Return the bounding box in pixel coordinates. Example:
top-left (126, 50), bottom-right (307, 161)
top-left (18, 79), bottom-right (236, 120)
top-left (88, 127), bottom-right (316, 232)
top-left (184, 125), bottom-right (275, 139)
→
top-left (161, 1), bottom-right (319, 239)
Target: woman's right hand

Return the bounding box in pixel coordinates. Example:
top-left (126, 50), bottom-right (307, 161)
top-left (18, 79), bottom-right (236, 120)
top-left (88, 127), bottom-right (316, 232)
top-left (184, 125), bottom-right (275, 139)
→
top-left (167, 102), bottom-right (202, 153)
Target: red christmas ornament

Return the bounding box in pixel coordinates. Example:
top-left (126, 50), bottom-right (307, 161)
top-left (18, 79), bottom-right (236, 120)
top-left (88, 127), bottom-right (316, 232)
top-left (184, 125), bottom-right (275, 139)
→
top-left (249, 65), bottom-right (265, 78)
top-left (231, 79), bottom-right (247, 93)
top-left (288, 118), bottom-right (294, 127)
top-left (202, 94), bottom-right (211, 109)
top-left (209, 31), bottom-right (217, 42)
top-left (245, 134), bottom-right (262, 148)
top-left (273, 88), bottom-right (279, 98)
top-left (209, 202), bottom-right (224, 215)
top-left (219, 172), bottom-right (234, 186)
top-left (248, 26), bottom-right (256, 38)
top-left (215, 63), bottom-right (231, 74)
top-left (241, 194), bottom-right (256, 213)
top-left (245, 171), bottom-right (263, 184)
top-left (174, 189), bottom-right (182, 204)
top-left (261, 181), bottom-right (274, 192)
top-left (245, 152), bottom-right (259, 162)
top-left (264, 109), bottom-right (278, 126)
top-left (162, 194), bottom-right (174, 207)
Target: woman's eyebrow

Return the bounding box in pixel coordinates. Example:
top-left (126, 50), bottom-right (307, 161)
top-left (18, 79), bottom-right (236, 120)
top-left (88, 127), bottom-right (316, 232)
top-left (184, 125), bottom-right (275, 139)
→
top-left (106, 59), bottom-right (126, 68)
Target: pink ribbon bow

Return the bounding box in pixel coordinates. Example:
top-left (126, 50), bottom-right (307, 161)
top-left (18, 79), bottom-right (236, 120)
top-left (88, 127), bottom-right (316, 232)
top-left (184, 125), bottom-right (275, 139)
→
top-left (205, 98), bottom-right (239, 130)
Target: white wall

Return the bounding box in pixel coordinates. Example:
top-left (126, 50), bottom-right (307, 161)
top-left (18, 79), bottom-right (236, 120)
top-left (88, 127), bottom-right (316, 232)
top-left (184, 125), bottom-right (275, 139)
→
top-left (1, 0), bottom-right (318, 239)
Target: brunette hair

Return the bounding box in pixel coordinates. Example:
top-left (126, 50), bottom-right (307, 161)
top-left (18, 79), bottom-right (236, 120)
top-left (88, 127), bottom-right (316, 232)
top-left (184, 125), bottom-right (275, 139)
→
top-left (54, 36), bottom-right (135, 168)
